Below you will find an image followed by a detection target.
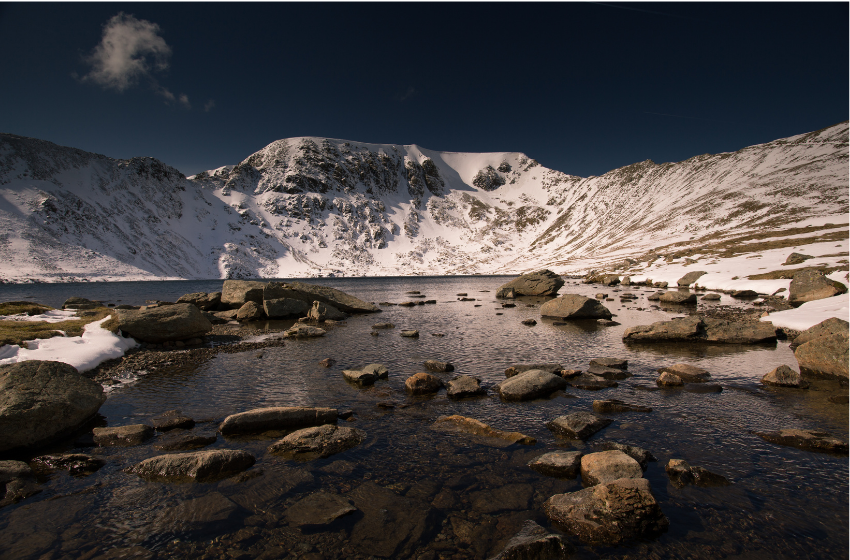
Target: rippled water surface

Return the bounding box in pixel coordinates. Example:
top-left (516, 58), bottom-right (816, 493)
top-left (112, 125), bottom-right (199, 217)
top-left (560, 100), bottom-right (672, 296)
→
top-left (1, 277), bottom-right (847, 560)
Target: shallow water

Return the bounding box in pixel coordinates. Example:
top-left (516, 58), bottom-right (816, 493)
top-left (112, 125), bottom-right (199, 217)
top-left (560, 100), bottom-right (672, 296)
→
top-left (1, 277), bottom-right (847, 560)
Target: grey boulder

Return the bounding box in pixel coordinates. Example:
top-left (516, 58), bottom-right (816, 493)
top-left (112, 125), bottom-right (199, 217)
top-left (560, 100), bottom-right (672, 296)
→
top-left (446, 375), bottom-right (487, 399)
top-left (540, 294), bottom-right (612, 320)
top-left (264, 281), bottom-right (379, 313)
top-left (114, 303), bottom-right (212, 343)
top-left (498, 370), bottom-right (567, 401)
top-left (264, 297), bottom-right (311, 318)
top-left (496, 269), bottom-right (565, 297)
top-left (268, 424), bottom-right (365, 459)
top-left (221, 280), bottom-right (266, 309)
top-left (789, 270), bottom-right (847, 306)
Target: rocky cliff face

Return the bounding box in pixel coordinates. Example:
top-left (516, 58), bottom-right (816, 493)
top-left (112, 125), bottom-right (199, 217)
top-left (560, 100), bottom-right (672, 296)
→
top-left (0, 122), bottom-right (846, 282)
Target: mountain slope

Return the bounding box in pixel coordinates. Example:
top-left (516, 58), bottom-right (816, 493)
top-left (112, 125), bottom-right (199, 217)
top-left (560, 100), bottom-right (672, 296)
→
top-left (0, 123), bottom-right (846, 282)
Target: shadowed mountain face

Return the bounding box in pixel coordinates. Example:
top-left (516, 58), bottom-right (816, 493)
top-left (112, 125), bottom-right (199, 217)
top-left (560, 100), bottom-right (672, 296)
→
top-left (0, 122), bottom-right (847, 282)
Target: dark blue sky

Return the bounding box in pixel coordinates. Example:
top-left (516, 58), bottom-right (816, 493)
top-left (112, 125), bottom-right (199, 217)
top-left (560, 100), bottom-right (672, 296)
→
top-left (1, 3), bottom-right (847, 178)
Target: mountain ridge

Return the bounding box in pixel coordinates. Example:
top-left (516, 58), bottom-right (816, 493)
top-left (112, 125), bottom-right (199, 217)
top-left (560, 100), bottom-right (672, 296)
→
top-left (0, 122), bottom-right (846, 283)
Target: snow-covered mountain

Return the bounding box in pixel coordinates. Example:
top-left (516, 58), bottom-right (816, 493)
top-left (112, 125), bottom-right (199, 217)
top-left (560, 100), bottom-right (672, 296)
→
top-left (0, 122), bottom-right (847, 282)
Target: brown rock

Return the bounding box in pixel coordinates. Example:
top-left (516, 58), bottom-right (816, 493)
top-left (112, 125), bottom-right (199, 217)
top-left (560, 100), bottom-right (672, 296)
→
top-left (405, 372), bottom-right (444, 395)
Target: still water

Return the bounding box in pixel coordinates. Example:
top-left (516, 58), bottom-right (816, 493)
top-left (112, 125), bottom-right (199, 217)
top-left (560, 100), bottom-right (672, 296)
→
top-left (1, 277), bottom-right (847, 560)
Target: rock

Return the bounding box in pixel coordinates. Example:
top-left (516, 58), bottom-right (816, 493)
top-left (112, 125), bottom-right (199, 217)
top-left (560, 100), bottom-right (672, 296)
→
top-left (285, 491), bottom-right (357, 526)
top-left (153, 432), bottom-right (217, 451)
top-left (621, 276), bottom-right (631, 286)
top-left (540, 295), bottom-right (612, 320)
top-left (701, 293), bottom-right (722, 300)
top-left (372, 322), bottom-right (395, 329)
top-left (496, 269), bottom-right (565, 297)
top-left (62, 296), bottom-right (102, 310)
top-left (264, 281), bottom-right (380, 313)
top-left (496, 287), bottom-right (517, 298)
top-left (659, 291), bottom-right (698, 305)
top-left (308, 300), bottom-right (347, 322)
top-left (236, 300), bottom-right (263, 321)
top-left (559, 369), bottom-right (582, 378)
top-left (346, 481), bottom-right (439, 558)
top-left (1, 460), bottom-right (33, 483)
top-left (263, 297), bottom-right (311, 318)
top-left (755, 429), bottom-right (848, 454)
top-left (599, 274), bottom-right (621, 286)
top-left (587, 364), bottom-right (631, 380)
top-left (761, 365), bottom-right (809, 388)
top-left (505, 363), bottom-right (563, 378)
top-left (597, 442), bottom-right (656, 468)
top-left (546, 412), bottom-right (612, 440)
top-left (32, 453), bottom-right (105, 476)
top-left (318, 358), bottom-right (336, 367)
top-left (282, 325), bottom-right (326, 338)
top-left (128, 449), bottom-right (256, 482)
top-left (93, 424), bottom-right (154, 446)
top-left (446, 375), bottom-right (487, 399)
top-left (527, 451), bottom-right (583, 478)
top-left (343, 369), bottom-right (377, 386)
top-left (595, 293), bottom-right (605, 299)
top-left (114, 303), bottom-right (212, 343)
top-left (0, 361), bottom-right (106, 452)
top-left (792, 317), bottom-right (849, 347)
top-left (794, 326), bottom-right (849, 379)
top-left (521, 318), bottom-right (537, 326)
top-left (424, 360), bottom-right (454, 372)
top-left (213, 309), bottom-right (239, 321)
top-left (470, 483), bottom-right (534, 513)
top-left (1, 460), bottom-right (40, 506)
top-left (656, 371), bottom-right (684, 387)
top-left (400, 330), bottom-right (420, 338)
top-left (789, 269), bottom-right (847, 306)
top-left (784, 252), bottom-right (814, 265)
top-left (677, 271), bottom-right (707, 286)
top-left (623, 315), bottom-right (777, 344)
top-left (592, 400), bottom-right (652, 413)
top-left (657, 363), bottom-right (711, 382)
top-left (221, 280), bottom-right (266, 309)
top-left (268, 424), bottom-right (365, 459)
top-left (155, 492), bottom-right (241, 532)
top-left (653, 281), bottom-right (669, 288)
top-left (405, 372), bottom-right (444, 395)
top-left (498, 370), bottom-right (568, 401)
top-left (219, 407), bottom-right (337, 435)
top-left (589, 358), bottom-right (628, 370)
top-left (487, 519), bottom-right (573, 560)
top-left (565, 374), bottom-right (618, 390)
top-left (665, 459), bottom-right (730, 488)
top-left (361, 363), bottom-right (389, 379)
top-left (544, 477), bottom-right (669, 545)
top-left (176, 291), bottom-right (222, 311)
top-left (581, 450), bottom-right (643, 486)
top-left (432, 415), bottom-right (535, 445)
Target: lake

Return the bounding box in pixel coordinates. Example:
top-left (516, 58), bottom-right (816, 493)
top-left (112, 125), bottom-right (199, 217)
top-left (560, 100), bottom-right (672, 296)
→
top-left (1, 276), bottom-right (847, 560)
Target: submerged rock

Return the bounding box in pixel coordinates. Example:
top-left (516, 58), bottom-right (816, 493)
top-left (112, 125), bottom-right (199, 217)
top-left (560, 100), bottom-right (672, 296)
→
top-left (592, 399), bottom-right (652, 414)
top-left (528, 451), bottom-right (583, 478)
top-left (589, 358), bottom-right (628, 370)
top-left (487, 519), bottom-right (573, 560)
top-left (657, 363), bottom-right (711, 382)
top-left (665, 459), bottom-right (730, 488)
top-left (446, 375), bottom-right (487, 399)
top-left (432, 415), bottom-right (535, 445)
top-left (268, 424), bottom-right (365, 459)
top-left (285, 491), bottom-right (358, 527)
top-left (93, 424), bottom-right (154, 447)
top-left (587, 364), bottom-right (631, 380)
top-left (32, 453), bottom-right (105, 476)
top-left (755, 429), bottom-right (848, 454)
top-left (544, 478), bottom-right (669, 545)
top-left (546, 412), bottom-right (612, 440)
top-left (424, 360), bottom-right (454, 372)
top-left (151, 410), bottom-right (195, 431)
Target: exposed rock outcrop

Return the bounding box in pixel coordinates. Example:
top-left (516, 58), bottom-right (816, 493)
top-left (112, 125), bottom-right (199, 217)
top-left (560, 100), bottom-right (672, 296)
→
top-left (496, 269), bottom-right (564, 297)
top-left (623, 315), bottom-right (777, 344)
top-left (113, 303), bottom-right (212, 343)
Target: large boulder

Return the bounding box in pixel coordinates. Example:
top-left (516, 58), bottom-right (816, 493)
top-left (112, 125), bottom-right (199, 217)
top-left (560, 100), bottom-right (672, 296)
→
top-left (113, 303), bottom-right (212, 343)
top-left (127, 449), bottom-right (255, 482)
top-left (0, 361), bottom-right (106, 452)
top-left (544, 478), bottom-right (669, 545)
top-left (795, 333), bottom-right (849, 379)
top-left (268, 424), bottom-right (365, 459)
top-left (788, 270), bottom-right (847, 306)
top-left (221, 280), bottom-right (266, 309)
top-left (176, 292), bottom-right (221, 311)
top-left (677, 271), bottom-right (707, 286)
top-left (540, 295), bottom-right (612, 320)
top-left (264, 281), bottom-right (379, 313)
top-left (219, 406), bottom-right (337, 435)
top-left (236, 301), bottom-right (263, 321)
top-left (623, 315), bottom-right (777, 344)
top-left (792, 317), bottom-right (849, 347)
top-left (498, 370), bottom-right (567, 402)
top-left (263, 298), bottom-right (311, 319)
top-left (496, 269), bottom-right (565, 297)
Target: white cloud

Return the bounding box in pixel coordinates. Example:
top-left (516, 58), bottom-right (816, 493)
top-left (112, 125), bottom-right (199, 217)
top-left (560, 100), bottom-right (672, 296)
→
top-left (204, 99), bottom-right (215, 112)
top-left (83, 12), bottom-right (171, 91)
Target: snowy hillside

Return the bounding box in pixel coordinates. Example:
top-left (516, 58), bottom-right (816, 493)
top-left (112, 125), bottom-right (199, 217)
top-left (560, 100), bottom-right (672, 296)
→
top-left (0, 122), bottom-right (847, 282)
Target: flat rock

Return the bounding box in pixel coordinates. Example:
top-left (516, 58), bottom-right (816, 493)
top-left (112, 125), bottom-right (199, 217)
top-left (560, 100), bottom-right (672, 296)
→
top-left (93, 424), bottom-right (154, 447)
top-left (220, 406), bottom-right (337, 435)
top-left (487, 519), bottom-right (573, 560)
top-left (589, 358), bottom-right (628, 370)
top-left (657, 363), bottom-right (711, 382)
top-left (268, 424), bottom-right (365, 459)
top-left (498, 370), bottom-right (567, 401)
top-left (424, 360), bottom-right (454, 372)
top-left (505, 363), bottom-right (563, 378)
top-left (151, 410), bottom-right (195, 431)
top-left (497, 269), bottom-right (565, 297)
top-left (527, 451), bottom-right (583, 478)
top-left (755, 429), bottom-right (848, 454)
top-left (580, 450), bottom-right (643, 486)
top-left (701, 293), bottom-right (722, 301)
top-left (665, 459), bottom-right (730, 488)
top-left (566, 374), bottom-right (618, 390)
top-left (684, 383), bottom-right (723, 393)
top-left (470, 483), bottom-right (534, 513)
top-left (446, 376), bottom-right (487, 399)
top-left (115, 303), bottom-right (212, 343)
top-left (371, 322), bottom-right (395, 329)
top-left (544, 477), bottom-right (669, 545)
top-left (587, 364), bottom-right (631, 380)
top-left (546, 412), bottom-right (612, 440)
top-left (156, 492), bottom-right (241, 532)
top-left (285, 491), bottom-right (357, 526)
top-left (597, 442), bottom-right (657, 468)
top-left (282, 325), bottom-right (326, 338)
top-left (128, 449), bottom-right (256, 482)
top-left (361, 363), bottom-right (389, 379)
top-left (592, 399), bottom-right (652, 413)
top-left (0, 361), bottom-right (107, 453)
top-left (405, 372), bottom-right (444, 395)
top-left (432, 415), bottom-right (535, 446)
top-left (265, 281), bottom-right (380, 313)
top-left (761, 365), bottom-right (809, 388)
top-left (659, 291), bottom-right (698, 305)
top-left (540, 294), bottom-right (612, 320)
top-left (343, 370), bottom-right (377, 386)
top-left (400, 330), bottom-right (420, 337)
